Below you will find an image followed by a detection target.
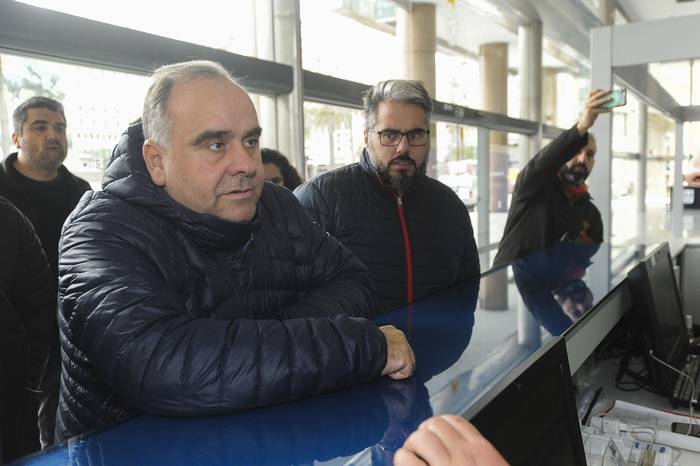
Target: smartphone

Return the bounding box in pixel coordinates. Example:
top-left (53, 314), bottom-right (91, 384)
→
top-left (671, 421), bottom-right (700, 437)
top-left (599, 89), bottom-right (627, 109)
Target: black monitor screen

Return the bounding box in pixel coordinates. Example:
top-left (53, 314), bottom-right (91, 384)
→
top-left (468, 337), bottom-right (586, 466)
top-left (628, 243), bottom-right (687, 371)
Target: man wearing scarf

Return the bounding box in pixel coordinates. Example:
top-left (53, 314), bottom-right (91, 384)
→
top-left (493, 89), bottom-right (609, 269)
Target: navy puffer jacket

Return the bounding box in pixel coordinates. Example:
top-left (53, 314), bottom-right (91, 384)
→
top-left (55, 123), bottom-right (387, 441)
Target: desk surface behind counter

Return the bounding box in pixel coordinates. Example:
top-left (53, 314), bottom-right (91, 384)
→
top-left (13, 242), bottom-right (633, 466)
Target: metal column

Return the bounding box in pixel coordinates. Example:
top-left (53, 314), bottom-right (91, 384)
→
top-left (673, 122), bottom-right (685, 237)
top-left (637, 104), bottom-right (648, 243)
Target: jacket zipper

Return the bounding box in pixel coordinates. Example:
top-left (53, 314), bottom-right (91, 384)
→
top-left (396, 196), bottom-right (414, 304)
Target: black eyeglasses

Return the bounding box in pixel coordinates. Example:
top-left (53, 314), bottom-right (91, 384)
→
top-left (369, 129), bottom-right (431, 147)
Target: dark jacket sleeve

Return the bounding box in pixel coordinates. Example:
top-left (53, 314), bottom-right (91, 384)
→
top-left (294, 180), bottom-right (336, 235)
top-left (59, 199), bottom-right (388, 417)
top-left (2, 200), bottom-right (56, 389)
top-left (513, 125), bottom-right (588, 202)
top-left (274, 197), bottom-right (377, 320)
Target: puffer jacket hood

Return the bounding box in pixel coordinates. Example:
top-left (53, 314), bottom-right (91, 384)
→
top-left (56, 122), bottom-right (386, 441)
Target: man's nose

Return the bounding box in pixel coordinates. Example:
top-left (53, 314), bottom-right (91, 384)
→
top-left (45, 126), bottom-right (59, 140)
top-left (225, 144), bottom-right (258, 176)
top-left (396, 134), bottom-right (411, 153)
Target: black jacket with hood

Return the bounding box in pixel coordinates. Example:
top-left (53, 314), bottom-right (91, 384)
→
top-left (55, 123), bottom-right (387, 441)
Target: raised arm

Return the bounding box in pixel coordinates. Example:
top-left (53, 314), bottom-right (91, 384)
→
top-left (513, 89), bottom-right (611, 202)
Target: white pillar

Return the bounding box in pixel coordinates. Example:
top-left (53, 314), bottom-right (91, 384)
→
top-left (518, 21), bottom-right (542, 168)
top-left (477, 127), bottom-right (490, 250)
top-left (254, 0), bottom-right (278, 150)
top-left (637, 104), bottom-right (648, 243)
top-left (589, 25), bottom-right (613, 290)
top-left (673, 122), bottom-right (684, 237)
top-left (396, 3), bottom-right (436, 95)
top-left (272, 0), bottom-right (305, 176)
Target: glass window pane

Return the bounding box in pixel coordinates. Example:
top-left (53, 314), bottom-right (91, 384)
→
top-left (0, 53), bottom-right (149, 189)
top-left (300, 0), bottom-right (398, 85)
top-left (15, 0), bottom-right (260, 58)
top-left (489, 131), bottom-right (520, 246)
top-left (556, 72), bottom-right (589, 129)
top-left (434, 121), bottom-right (478, 209)
top-left (612, 89), bottom-right (640, 154)
top-left (303, 102), bottom-right (364, 179)
top-left (611, 157), bottom-right (639, 246)
top-left (435, 52), bottom-right (479, 108)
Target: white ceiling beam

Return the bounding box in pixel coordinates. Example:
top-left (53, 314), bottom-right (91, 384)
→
top-left (611, 13), bottom-right (700, 67)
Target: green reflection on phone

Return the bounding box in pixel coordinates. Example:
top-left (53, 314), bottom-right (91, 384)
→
top-left (599, 89), bottom-right (627, 109)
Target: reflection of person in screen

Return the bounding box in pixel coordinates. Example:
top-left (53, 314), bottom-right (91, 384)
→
top-left (512, 243), bottom-right (598, 336)
top-left (553, 279), bottom-right (593, 321)
top-left (394, 415), bottom-right (509, 466)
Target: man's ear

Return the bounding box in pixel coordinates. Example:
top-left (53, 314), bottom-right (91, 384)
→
top-left (143, 139), bottom-right (167, 187)
top-left (364, 128), bottom-right (369, 146)
top-left (11, 131), bottom-right (21, 150)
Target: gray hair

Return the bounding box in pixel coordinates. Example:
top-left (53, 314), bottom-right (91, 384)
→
top-left (362, 80), bottom-right (433, 129)
top-left (142, 60), bottom-right (240, 148)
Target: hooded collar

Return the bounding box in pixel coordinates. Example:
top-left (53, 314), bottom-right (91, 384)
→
top-left (103, 122), bottom-right (260, 252)
top-left (359, 148), bottom-right (427, 197)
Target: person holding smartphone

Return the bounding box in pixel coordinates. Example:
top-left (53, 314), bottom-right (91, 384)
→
top-left (493, 89), bottom-right (616, 268)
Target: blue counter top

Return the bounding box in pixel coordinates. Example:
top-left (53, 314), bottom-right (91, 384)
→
top-left (13, 243), bottom-right (622, 466)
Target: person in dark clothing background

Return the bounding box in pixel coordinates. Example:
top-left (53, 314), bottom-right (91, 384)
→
top-left (0, 96), bottom-right (90, 273)
top-left (262, 148), bottom-right (303, 190)
top-left (295, 80), bottom-right (480, 314)
top-left (0, 196), bottom-right (56, 462)
top-left (0, 97), bottom-right (86, 451)
top-left (493, 89), bottom-right (611, 269)
top-left (55, 60), bottom-right (415, 441)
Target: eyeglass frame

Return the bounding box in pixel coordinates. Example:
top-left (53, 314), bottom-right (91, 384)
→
top-left (368, 128), bottom-right (431, 147)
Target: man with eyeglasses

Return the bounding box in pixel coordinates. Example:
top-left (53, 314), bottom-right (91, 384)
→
top-left (296, 80), bottom-right (479, 314)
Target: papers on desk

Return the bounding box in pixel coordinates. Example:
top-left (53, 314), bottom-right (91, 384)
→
top-left (599, 400), bottom-right (700, 453)
top-left (583, 399), bottom-right (700, 466)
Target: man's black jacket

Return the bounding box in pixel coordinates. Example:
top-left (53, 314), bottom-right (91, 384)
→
top-left (55, 123), bottom-right (387, 441)
top-left (295, 150), bottom-right (479, 314)
top-left (0, 196), bottom-right (55, 461)
top-left (493, 126), bottom-right (603, 269)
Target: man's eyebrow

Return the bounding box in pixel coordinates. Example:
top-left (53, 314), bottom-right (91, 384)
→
top-left (242, 126), bottom-right (263, 139)
top-left (190, 130), bottom-right (231, 146)
top-left (29, 120), bottom-right (49, 127)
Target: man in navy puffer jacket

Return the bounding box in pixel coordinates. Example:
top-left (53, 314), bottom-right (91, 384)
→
top-left (55, 60), bottom-right (415, 442)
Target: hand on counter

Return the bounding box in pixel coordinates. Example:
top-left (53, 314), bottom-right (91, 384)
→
top-left (380, 325), bottom-right (416, 380)
top-left (394, 415), bottom-right (510, 466)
